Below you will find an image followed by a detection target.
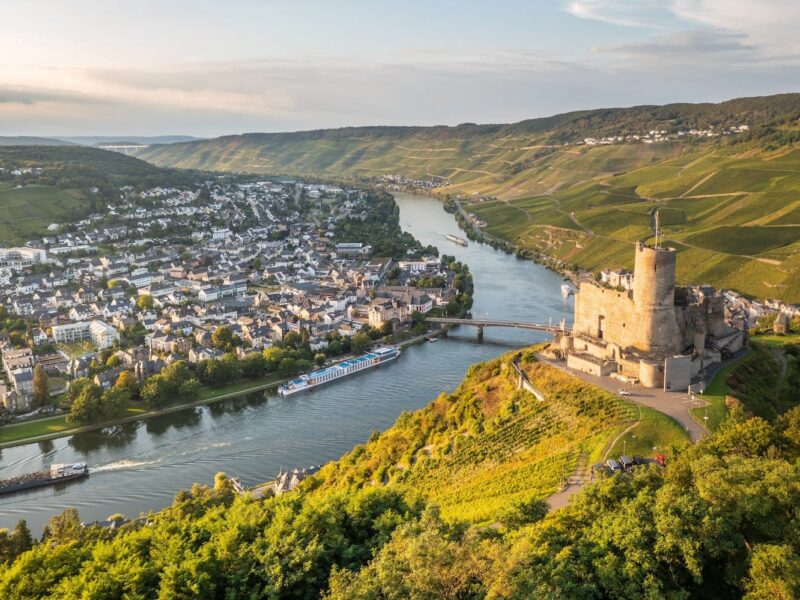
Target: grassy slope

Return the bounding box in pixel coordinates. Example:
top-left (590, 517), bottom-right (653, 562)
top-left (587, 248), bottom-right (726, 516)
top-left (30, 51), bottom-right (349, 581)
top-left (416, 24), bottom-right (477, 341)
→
top-left (0, 146), bottom-right (198, 243)
top-left (137, 95), bottom-right (800, 301)
top-left (312, 348), bottom-right (690, 524)
top-left (0, 184), bottom-right (84, 242)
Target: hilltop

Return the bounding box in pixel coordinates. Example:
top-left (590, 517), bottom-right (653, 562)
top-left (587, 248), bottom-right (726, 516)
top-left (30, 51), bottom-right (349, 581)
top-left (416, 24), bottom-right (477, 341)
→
top-left (0, 136), bottom-right (74, 147)
top-left (0, 348), bottom-right (798, 598)
top-left (136, 93), bottom-right (800, 302)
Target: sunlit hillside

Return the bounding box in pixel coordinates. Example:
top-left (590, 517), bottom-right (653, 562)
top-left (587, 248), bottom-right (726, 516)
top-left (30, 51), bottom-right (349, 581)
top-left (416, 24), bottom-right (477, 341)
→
top-left (136, 94), bottom-right (800, 301)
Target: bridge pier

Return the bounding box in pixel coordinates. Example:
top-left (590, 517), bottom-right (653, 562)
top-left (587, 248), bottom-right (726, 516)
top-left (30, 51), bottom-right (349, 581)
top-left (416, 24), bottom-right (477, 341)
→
top-left (440, 322), bottom-right (448, 336)
top-left (477, 325), bottom-right (484, 342)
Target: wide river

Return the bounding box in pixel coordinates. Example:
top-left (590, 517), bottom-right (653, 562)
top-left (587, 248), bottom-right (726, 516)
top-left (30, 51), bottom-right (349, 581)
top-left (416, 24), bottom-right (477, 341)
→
top-left (0, 193), bottom-right (573, 533)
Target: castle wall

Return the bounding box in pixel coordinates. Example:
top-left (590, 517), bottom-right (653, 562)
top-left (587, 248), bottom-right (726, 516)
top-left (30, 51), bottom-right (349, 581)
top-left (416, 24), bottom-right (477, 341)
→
top-left (639, 359), bottom-right (664, 388)
top-left (664, 355), bottom-right (692, 391)
top-left (573, 284), bottom-right (638, 350)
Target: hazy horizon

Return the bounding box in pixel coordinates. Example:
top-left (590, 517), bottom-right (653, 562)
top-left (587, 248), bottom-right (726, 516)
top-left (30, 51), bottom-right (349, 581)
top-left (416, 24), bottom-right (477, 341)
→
top-left (2, 0), bottom-right (800, 137)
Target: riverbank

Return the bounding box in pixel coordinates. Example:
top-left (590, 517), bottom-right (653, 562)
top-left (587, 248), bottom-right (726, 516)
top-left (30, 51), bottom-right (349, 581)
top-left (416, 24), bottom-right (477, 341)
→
top-left (0, 331), bottom-right (444, 450)
top-left (0, 372), bottom-right (289, 449)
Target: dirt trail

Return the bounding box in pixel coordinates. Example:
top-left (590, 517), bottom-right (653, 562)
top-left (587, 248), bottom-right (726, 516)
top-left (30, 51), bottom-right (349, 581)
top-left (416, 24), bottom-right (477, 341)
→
top-left (680, 170), bottom-right (719, 197)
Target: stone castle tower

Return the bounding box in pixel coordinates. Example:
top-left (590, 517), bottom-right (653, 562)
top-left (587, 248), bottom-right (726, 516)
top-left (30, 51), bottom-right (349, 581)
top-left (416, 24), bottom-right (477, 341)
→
top-left (632, 242), bottom-right (680, 355)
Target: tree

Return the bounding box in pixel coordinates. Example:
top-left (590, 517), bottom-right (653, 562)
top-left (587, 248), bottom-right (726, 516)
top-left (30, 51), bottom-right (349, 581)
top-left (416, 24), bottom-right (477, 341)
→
top-left (67, 383), bottom-right (103, 425)
top-left (279, 357), bottom-right (297, 376)
top-left (66, 377), bottom-right (94, 404)
top-left (32, 364), bottom-right (49, 408)
top-left (283, 331), bottom-right (301, 348)
top-left (45, 508), bottom-right (84, 546)
top-left (212, 326), bottom-right (234, 350)
top-left (100, 388), bottom-right (129, 420)
top-left (351, 332), bottom-right (372, 354)
top-left (241, 353), bottom-right (267, 378)
top-left (314, 353), bottom-right (326, 366)
top-left (135, 294), bottom-right (154, 311)
top-left (11, 520), bottom-right (33, 556)
top-left (744, 544), bottom-right (800, 599)
top-left (114, 370), bottom-right (139, 397)
top-left (178, 378), bottom-right (201, 402)
top-left (140, 376), bottom-right (170, 408)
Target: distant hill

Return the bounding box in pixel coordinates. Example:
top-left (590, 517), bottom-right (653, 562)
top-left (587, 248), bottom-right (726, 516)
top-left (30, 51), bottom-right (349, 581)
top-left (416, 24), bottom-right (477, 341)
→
top-left (0, 136), bottom-right (74, 146)
top-left (59, 135), bottom-right (202, 146)
top-left (136, 93), bottom-right (800, 302)
top-left (0, 145), bottom-right (202, 243)
top-left (136, 93), bottom-right (800, 175)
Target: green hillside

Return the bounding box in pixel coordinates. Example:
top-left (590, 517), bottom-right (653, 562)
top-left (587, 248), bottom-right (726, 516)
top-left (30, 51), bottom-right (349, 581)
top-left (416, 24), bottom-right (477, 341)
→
top-left (313, 348), bottom-right (688, 524)
top-left (137, 93), bottom-right (800, 302)
top-left (0, 146), bottom-right (204, 243)
top-left (0, 184), bottom-right (84, 243)
top-left (1, 347), bottom-right (799, 598)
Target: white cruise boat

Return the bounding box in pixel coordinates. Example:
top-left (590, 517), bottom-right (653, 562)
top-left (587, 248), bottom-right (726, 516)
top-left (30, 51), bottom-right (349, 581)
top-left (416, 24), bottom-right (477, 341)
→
top-left (445, 234), bottom-right (468, 246)
top-left (278, 346), bottom-right (401, 396)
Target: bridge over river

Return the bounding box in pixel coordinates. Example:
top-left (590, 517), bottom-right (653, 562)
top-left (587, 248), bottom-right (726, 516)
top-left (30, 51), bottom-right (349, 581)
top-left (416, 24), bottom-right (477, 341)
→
top-left (426, 316), bottom-right (571, 340)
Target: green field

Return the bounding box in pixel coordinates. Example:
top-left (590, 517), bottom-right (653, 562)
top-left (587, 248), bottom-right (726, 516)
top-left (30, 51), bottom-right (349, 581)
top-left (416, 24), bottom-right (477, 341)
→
top-left (686, 225), bottom-right (800, 255)
top-left (605, 406), bottom-right (690, 457)
top-left (0, 185), bottom-right (84, 243)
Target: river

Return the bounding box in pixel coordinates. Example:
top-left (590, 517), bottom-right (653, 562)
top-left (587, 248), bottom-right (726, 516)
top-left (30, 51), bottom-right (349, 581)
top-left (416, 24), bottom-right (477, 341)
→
top-left (0, 193), bottom-right (573, 533)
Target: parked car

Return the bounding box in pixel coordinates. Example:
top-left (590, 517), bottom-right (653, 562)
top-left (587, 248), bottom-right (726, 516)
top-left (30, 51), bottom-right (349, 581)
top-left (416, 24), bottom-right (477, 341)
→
top-left (633, 456), bottom-right (646, 465)
top-left (606, 459), bottom-right (622, 473)
top-left (591, 463), bottom-right (608, 479)
top-left (655, 454), bottom-right (667, 467)
top-left (618, 389), bottom-right (631, 397)
top-left (619, 455), bottom-right (635, 471)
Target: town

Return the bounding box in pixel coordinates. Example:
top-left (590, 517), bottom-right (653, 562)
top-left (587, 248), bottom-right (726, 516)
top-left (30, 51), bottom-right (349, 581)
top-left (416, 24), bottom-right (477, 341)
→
top-left (0, 174), bottom-right (472, 429)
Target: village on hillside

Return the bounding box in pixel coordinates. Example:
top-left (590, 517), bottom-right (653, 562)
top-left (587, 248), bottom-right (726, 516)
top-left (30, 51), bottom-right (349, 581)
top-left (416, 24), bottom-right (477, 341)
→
top-left (0, 177), bottom-right (469, 421)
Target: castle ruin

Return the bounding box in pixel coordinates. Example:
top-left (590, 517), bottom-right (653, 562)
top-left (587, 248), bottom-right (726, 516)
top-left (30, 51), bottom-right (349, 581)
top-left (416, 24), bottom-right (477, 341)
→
top-left (556, 242), bottom-right (745, 390)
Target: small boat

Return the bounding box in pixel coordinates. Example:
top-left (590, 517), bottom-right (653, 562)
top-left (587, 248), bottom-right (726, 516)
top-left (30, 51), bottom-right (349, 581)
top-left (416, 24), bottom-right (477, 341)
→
top-left (427, 336), bottom-right (438, 343)
top-left (561, 281), bottom-right (574, 297)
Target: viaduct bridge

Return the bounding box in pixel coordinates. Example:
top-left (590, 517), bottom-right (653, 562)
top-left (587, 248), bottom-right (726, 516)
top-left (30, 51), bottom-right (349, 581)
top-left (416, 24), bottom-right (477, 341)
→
top-left (425, 317), bottom-right (571, 341)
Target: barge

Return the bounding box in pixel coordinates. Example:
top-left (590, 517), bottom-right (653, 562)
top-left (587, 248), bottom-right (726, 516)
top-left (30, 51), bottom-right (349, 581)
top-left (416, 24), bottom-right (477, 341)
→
top-left (0, 463), bottom-right (89, 496)
top-left (278, 346), bottom-right (401, 396)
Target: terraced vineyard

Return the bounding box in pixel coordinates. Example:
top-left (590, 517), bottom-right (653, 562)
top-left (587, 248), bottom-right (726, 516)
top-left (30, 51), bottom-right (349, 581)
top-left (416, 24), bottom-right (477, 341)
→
top-left (137, 94), bottom-right (800, 301)
top-left (313, 348), bottom-right (689, 524)
top-left (465, 145), bottom-right (800, 302)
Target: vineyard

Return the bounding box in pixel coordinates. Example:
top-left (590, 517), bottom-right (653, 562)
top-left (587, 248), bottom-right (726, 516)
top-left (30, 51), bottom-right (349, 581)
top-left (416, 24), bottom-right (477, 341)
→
top-left (313, 347), bottom-right (688, 524)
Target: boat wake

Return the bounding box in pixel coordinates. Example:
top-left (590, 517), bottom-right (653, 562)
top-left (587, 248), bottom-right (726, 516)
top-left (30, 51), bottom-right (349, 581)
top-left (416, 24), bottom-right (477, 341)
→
top-left (92, 459), bottom-right (161, 472)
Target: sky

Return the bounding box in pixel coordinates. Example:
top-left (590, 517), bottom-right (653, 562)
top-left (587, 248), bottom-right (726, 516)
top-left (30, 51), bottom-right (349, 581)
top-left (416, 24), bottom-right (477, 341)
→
top-left (1, 0), bottom-right (799, 137)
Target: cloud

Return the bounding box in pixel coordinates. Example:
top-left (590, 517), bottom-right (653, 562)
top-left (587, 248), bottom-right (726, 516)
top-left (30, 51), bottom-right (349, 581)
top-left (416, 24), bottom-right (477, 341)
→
top-left (0, 85), bottom-right (105, 105)
top-left (600, 29), bottom-right (757, 64)
top-left (568, 0), bottom-right (800, 61)
top-left (564, 0), bottom-right (670, 28)
top-left (671, 0), bottom-right (800, 57)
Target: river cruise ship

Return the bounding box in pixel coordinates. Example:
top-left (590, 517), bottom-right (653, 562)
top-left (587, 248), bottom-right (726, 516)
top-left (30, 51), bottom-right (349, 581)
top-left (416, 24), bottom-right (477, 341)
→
top-left (445, 234), bottom-right (468, 246)
top-left (278, 346), bottom-right (401, 396)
